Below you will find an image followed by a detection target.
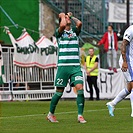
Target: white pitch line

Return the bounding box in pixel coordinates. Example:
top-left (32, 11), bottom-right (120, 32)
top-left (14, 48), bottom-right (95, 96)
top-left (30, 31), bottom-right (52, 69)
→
top-left (0, 107), bottom-right (129, 119)
top-left (0, 114), bottom-right (44, 119)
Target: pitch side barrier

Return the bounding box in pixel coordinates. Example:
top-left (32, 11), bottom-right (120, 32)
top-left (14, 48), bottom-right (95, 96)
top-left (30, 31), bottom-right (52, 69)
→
top-left (0, 47), bottom-right (56, 101)
top-left (0, 47), bottom-right (126, 101)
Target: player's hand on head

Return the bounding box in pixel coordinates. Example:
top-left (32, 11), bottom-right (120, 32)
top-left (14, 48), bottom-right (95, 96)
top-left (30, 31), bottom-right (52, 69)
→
top-left (59, 13), bottom-right (65, 18)
top-left (67, 12), bottom-right (73, 18)
top-left (122, 62), bottom-right (128, 72)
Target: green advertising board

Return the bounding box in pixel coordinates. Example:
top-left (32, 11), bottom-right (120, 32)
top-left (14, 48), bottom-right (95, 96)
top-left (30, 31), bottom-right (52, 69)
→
top-left (0, 0), bottom-right (39, 44)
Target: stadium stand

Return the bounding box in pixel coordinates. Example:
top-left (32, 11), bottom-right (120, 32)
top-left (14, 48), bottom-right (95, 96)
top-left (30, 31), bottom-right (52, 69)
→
top-left (45, 0), bottom-right (126, 37)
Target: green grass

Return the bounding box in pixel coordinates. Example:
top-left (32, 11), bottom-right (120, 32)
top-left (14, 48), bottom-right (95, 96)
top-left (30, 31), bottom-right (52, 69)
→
top-left (0, 100), bottom-right (133, 133)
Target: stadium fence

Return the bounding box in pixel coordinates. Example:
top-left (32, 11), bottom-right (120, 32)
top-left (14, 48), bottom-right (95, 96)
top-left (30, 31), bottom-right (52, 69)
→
top-left (0, 47), bottom-right (56, 101)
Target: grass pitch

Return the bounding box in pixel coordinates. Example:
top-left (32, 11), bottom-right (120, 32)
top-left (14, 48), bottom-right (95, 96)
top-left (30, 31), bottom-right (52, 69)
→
top-left (0, 100), bottom-right (133, 133)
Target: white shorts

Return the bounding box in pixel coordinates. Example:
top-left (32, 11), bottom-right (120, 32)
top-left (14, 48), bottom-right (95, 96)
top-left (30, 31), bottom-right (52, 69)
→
top-left (119, 56), bottom-right (133, 82)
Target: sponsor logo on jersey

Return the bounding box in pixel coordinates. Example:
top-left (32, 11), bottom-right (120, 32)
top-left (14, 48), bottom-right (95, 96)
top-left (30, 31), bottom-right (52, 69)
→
top-left (75, 76), bottom-right (83, 81)
top-left (62, 31), bottom-right (77, 39)
top-left (125, 34), bottom-right (130, 39)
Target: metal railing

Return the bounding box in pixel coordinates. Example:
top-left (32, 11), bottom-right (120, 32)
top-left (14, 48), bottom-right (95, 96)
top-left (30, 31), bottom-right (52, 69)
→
top-left (45, 0), bottom-right (127, 37)
top-left (46, 0), bottom-right (107, 36)
top-left (0, 47), bottom-right (56, 101)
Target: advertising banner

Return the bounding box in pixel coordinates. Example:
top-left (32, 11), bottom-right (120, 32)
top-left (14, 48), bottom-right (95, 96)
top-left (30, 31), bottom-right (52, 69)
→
top-left (63, 69), bottom-right (126, 99)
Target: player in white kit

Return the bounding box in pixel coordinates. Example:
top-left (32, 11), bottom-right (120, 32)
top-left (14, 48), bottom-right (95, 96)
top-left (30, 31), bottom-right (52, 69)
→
top-left (106, 25), bottom-right (133, 117)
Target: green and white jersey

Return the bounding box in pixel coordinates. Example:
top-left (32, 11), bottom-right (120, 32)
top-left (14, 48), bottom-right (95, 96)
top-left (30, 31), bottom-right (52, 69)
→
top-left (55, 27), bottom-right (80, 66)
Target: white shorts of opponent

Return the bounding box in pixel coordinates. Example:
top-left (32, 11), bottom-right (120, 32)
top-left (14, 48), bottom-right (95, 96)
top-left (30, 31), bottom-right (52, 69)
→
top-left (119, 55), bottom-right (133, 82)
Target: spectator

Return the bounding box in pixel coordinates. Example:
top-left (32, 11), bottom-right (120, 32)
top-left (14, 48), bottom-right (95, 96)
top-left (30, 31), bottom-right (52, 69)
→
top-left (98, 25), bottom-right (118, 72)
top-left (84, 48), bottom-right (99, 100)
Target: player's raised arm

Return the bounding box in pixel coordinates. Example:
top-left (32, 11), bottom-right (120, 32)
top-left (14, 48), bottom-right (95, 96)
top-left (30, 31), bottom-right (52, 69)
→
top-left (121, 39), bottom-right (129, 72)
top-left (67, 12), bottom-right (82, 30)
top-left (58, 13), bottom-right (67, 33)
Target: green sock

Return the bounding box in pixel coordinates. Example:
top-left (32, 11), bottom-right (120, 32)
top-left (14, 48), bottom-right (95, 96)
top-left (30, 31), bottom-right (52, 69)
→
top-left (49, 92), bottom-right (63, 114)
top-left (77, 89), bottom-right (85, 115)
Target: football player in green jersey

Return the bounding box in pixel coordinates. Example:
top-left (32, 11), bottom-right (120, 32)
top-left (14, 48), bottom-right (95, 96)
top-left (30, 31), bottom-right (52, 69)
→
top-left (47, 12), bottom-right (86, 123)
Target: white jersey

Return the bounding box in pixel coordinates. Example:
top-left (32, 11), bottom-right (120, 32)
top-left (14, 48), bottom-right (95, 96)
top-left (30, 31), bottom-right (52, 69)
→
top-left (123, 25), bottom-right (133, 62)
top-left (119, 25), bottom-right (133, 63)
top-left (119, 25), bottom-right (133, 82)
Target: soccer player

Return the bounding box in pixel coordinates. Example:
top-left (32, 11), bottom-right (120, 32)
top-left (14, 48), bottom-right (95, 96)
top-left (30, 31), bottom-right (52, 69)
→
top-left (47, 12), bottom-right (86, 123)
top-left (106, 25), bottom-right (133, 117)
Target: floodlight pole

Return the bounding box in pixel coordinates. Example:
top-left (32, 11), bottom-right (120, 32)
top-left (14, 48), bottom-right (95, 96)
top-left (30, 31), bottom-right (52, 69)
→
top-left (0, 5), bottom-right (18, 29)
top-left (127, 0), bottom-right (130, 26)
top-left (65, 0), bottom-right (68, 14)
top-left (102, 0), bottom-right (106, 33)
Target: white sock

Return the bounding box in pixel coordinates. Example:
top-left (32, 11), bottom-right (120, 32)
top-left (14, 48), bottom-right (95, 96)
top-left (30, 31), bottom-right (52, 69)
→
top-left (111, 88), bottom-right (130, 106)
top-left (78, 115), bottom-right (82, 118)
top-left (130, 90), bottom-right (133, 116)
top-left (48, 112), bottom-right (53, 116)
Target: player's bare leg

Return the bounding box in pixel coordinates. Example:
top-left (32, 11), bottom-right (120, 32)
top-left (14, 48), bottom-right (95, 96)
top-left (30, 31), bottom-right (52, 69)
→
top-left (75, 84), bottom-right (87, 123)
